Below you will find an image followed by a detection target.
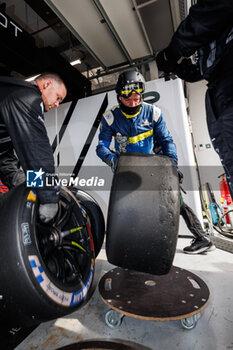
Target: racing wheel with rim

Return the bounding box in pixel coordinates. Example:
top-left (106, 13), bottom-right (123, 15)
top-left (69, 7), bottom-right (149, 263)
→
top-left (0, 185), bottom-right (96, 326)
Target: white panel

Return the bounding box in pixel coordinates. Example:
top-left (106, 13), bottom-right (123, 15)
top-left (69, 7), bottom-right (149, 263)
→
top-left (44, 108), bottom-right (57, 143)
top-left (169, 0), bottom-right (182, 30)
top-left (188, 80), bottom-right (224, 205)
top-left (44, 102), bottom-right (72, 167)
top-left (77, 90), bottom-right (118, 218)
top-left (100, 0), bottom-right (151, 59)
top-left (45, 0), bottom-right (126, 67)
top-left (58, 95), bottom-right (107, 166)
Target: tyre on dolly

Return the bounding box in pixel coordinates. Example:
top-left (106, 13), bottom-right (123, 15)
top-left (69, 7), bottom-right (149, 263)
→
top-left (0, 185), bottom-right (96, 326)
top-left (106, 153), bottom-right (180, 275)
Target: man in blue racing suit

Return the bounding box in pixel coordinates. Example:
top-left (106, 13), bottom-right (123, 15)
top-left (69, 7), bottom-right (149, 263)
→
top-left (96, 70), bottom-right (177, 169)
top-left (96, 70), bottom-right (215, 254)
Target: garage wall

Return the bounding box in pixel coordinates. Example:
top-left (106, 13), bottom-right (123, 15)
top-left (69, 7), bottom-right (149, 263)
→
top-left (45, 77), bottom-right (203, 235)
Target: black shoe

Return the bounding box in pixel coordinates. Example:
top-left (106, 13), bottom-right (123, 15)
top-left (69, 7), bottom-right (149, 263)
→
top-left (183, 237), bottom-right (215, 254)
top-left (206, 240), bottom-right (216, 252)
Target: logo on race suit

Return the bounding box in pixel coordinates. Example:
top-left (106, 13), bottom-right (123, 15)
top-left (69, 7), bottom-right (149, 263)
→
top-left (26, 168), bottom-right (45, 188)
top-left (105, 112), bottom-right (112, 120)
top-left (116, 132), bottom-right (129, 153)
top-left (141, 119), bottom-right (152, 126)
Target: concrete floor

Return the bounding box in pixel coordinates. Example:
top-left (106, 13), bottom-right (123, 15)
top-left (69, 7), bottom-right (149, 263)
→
top-left (16, 238), bottom-right (233, 350)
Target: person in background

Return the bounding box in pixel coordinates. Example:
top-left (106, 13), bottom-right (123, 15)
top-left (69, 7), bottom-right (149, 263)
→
top-left (0, 72), bottom-right (67, 223)
top-left (96, 70), bottom-right (215, 254)
top-left (156, 0), bottom-right (233, 200)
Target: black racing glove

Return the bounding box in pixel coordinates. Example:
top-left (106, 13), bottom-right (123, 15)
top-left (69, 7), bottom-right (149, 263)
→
top-left (156, 48), bottom-right (178, 74)
top-left (175, 58), bottom-right (202, 83)
top-left (177, 169), bottom-right (184, 184)
top-left (177, 169), bottom-right (186, 194)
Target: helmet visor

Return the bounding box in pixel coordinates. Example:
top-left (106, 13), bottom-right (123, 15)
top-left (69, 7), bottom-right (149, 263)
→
top-left (120, 83), bottom-right (143, 98)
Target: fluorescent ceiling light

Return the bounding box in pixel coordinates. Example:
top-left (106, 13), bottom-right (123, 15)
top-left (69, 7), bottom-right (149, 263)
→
top-left (70, 58), bottom-right (82, 66)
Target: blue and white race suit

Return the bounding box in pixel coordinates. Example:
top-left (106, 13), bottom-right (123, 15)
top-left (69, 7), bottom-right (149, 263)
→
top-left (96, 102), bottom-right (178, 168)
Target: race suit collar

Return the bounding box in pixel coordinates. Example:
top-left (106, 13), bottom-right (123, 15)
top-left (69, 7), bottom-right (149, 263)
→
top-left (120, 107), bottom-right (142, 119)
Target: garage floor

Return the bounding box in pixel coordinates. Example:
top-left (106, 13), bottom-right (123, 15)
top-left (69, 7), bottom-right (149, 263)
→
top-left (15, 237), bottom-right (233, 350)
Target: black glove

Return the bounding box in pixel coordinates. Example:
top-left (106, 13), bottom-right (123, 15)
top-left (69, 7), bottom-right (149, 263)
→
top-left (177, 169), bottom-right (184, 184)
top-left (177, 169), bottom-right (187, 194)
top-left (156, 48), bottom-right (178, 74)
top-left (174, 58), bottom-right (202, 82)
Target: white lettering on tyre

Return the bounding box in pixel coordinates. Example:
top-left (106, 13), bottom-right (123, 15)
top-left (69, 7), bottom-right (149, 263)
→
top-left (21, 223), bottom-right (32, 245)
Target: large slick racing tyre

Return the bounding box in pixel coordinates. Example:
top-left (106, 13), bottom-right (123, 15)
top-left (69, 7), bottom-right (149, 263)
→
top-left (69, 188), bottom-right (105, 258)
top-left (0, 185), bottom-right (95, 327)
top-left (106, 153), bottom-right (180, 275)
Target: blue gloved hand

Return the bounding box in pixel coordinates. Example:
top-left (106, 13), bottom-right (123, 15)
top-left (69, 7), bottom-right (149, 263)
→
top-left (106, 153), bottom-right (118, 173)
top-left (39, 203), bottom-right (58, 223)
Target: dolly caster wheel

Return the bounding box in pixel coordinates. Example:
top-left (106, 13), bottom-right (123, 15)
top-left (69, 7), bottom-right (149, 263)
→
top-left (181, 313), bottom-right (200, 330)
top-left (105, 309), bottom-right (123, 329)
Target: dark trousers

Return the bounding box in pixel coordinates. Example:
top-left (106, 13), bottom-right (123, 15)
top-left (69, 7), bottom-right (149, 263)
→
top-left (205, 74), bottom-right (233, 199)
top-left (180, 200), bottom-right (206, 239)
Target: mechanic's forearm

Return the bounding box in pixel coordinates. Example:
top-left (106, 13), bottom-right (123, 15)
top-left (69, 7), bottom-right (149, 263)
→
top-left (168, 0), bottom-right (233, 60)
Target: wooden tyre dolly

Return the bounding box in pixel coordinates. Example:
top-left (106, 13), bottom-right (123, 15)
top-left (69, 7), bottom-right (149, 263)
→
top-left (99, 266), bottom-right (210, 330)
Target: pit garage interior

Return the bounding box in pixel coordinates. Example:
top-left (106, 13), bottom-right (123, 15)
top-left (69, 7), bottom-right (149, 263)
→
top-left (0, 0), bottom-right (233, 349)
